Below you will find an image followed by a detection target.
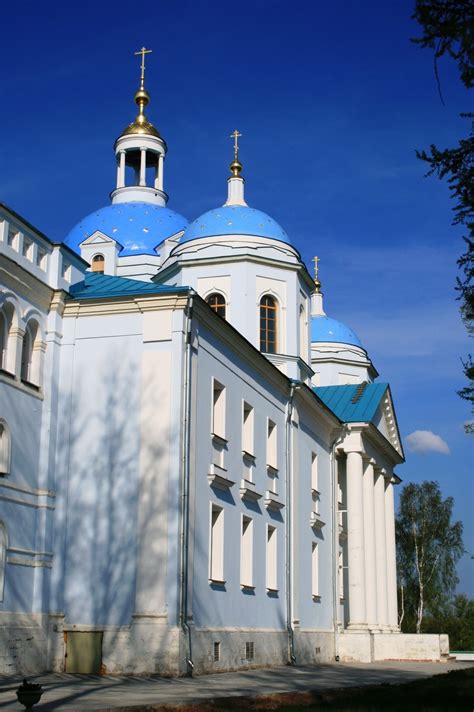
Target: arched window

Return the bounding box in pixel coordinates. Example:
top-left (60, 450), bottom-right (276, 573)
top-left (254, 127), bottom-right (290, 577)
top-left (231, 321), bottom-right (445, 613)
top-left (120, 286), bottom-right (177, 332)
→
top-left (0, 522), bottom-right (7, 602)
top-left (0, 303), bottom-right (14, 373)
top-left (260, 295), bottom-right (277, 353)
top-left (206, 292), bottom-right (226, 319)
top-left (20, 319), bottom-right (40, 385)
top-left (92, 254), bottom-right (105, 273)
top-left (0, 421), bottom-right (11, 476)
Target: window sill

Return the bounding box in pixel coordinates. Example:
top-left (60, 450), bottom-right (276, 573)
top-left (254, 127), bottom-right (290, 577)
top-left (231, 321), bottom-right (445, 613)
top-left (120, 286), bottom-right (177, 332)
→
top-left (240, 479), bottom-right (262, 501)
top-left (310, 512), bottom-right (325, 529)
top-left (312, 594), bottom-right (321, 601)
top-left (21, 379), bottom-right (40, 392)
top-left (241, 584), bottom-right (255, 591)
top-left (209, 579), bottom-right (226, 585)
top-left (312, 487), bottom-right (320, 496)
top-left (266, 464), bottom-right (279, 476)
top-left (242, 450), bottom-right (256, 464)
top-left (211, 433), bottom-right (228, 447)
top-left (208, 465), bottom-right (235, 490)
top-left (266, 587), bottom-right (279, 594)
top-left (0, 368), bottom-right (15, 380)
top-left (264, 491), bottom-right (285, 510)
top-left (0, 373), bottom-right (43, 399)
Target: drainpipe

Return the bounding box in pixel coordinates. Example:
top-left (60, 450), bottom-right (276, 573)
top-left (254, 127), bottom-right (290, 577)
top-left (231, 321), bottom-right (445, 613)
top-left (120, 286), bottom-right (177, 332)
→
top-left (330, 424), bottom-right (347, 662)
top-left (285, 381), bottom-right (299, 665)
top-left (179, 294), bottom-right (194, 676)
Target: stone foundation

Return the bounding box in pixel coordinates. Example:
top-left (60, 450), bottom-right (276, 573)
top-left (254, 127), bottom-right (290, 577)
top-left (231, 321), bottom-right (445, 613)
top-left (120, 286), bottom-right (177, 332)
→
top-left (338, 631), bottom-right (450, 663)
top-left (293, 630), bottom-right (336, 664)
top-left (0, 614), bottom-right (450, 675)
top-left (0, 613), bottom-right (49, 674)
top-left (190, 627), bottom-right (288, 674)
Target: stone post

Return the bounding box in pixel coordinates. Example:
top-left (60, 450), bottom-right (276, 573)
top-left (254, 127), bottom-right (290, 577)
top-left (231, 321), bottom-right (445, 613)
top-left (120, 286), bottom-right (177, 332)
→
top-left (363, 457), bottom-right (378, 629)
top-left (139, 148), bottom-right (147, 186)
top-left (374, 468), bottom-right (389, 629)
top-left (385, 477), bottom-right (399, 630)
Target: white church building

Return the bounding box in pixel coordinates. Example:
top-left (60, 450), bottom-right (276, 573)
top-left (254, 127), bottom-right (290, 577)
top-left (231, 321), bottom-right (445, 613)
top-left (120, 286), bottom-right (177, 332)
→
top-left (0, 56), bottom-right (448, 675)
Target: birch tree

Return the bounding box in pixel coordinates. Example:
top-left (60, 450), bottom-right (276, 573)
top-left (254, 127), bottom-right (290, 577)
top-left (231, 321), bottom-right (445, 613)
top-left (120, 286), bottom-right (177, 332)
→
top-left (396, 481), bottom-right (464, 633)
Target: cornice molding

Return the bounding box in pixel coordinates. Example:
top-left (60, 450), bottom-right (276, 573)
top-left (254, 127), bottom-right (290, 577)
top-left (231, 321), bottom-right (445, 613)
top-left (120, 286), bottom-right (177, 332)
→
top-left (0, 254), bottom-right (53, 312)
top-left (155, 251), bottom-right (311, 287)
top-left (63, 292), bottom-right (189, 318)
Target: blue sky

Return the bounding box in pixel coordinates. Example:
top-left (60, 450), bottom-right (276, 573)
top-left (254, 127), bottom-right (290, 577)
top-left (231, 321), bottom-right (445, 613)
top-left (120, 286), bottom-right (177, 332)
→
top-left (1, 0), bottom-right (472, 594)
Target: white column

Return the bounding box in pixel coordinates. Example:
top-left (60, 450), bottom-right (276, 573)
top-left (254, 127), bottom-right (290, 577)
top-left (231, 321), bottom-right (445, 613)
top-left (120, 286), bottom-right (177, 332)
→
top-left (118, 150), bottom-right (126, 188)
top-left (374, 468), bottom-right (389, 629)
top-left (363, 458), bottom-right (378, 628)
top-left (139, 148), bottom-right (147, 186)
top-left (158, 152), bottom-right (164, 191)
top-left (346, 450), bottom-right (367, 629)
top-left (385, 477), bottom-right (399, 630)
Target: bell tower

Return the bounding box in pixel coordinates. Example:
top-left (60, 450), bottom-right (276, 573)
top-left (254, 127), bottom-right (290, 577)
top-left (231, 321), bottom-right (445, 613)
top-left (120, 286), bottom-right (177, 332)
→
top-left (111, 47), bottom-right (168, 207)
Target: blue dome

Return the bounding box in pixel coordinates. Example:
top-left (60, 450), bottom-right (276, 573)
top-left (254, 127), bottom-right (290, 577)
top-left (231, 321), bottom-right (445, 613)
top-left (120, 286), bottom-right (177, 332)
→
top-left (181, 205), bottom-right (292, 245)
top-left (64, 202), bottom-right (188, 257)
top-left (311, 315), bottom-right (363, 348)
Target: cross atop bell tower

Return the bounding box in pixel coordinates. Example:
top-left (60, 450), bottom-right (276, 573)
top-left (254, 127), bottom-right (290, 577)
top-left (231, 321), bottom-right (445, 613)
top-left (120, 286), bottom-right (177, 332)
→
top-left (134, 47), bottom-right (152, 89)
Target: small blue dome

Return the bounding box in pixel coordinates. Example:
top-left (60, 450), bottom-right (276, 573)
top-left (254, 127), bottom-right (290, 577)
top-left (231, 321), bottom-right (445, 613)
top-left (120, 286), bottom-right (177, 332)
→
top-left (181, 205), bottom-right (292, 245)
top-left (311, 315), bottom-right (363, 348)
top-left (64, 202), bottom-right (188, 257)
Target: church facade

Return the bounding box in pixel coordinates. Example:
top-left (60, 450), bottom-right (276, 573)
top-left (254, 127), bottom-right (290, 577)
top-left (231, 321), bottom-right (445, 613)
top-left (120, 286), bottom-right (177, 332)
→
top-left (0, 60), bottom-right (448, 675)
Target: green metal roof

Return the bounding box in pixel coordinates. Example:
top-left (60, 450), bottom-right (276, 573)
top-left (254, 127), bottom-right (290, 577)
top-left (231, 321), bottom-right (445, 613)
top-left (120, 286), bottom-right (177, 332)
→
top-left (314, 382), bottom-right (388, 423)
top-left (69, 272), bottom-right (188, 300)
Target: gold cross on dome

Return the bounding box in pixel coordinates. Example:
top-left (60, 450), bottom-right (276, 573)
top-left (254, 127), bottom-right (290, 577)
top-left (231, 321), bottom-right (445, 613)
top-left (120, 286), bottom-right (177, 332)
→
top-left (230, 129), bottom-right (242, 159)
top-left (134, 47), bottom-right (152, 84)
top-left (312, 255), bottom-right (320, 281)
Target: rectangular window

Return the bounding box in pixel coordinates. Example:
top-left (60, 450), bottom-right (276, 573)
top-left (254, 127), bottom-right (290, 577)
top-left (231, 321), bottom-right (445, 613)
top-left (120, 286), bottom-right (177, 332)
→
top-left (312, 542), bottom-right (319, 597)
top-left (213, 642), bottom-right (220, 662)
top-left (209, 504), bottom-right (224, 582)
top-left (212, 379), bottom-right (226, 440)
top-left (240, 516), bottom-right (253, 588)
top-left (266, 525), bottom-right (277, 591)
top-left (311, 452), bottom-right (318, 492)
top-left (245, 641), bottom-right (254, 660)
top-left (242, 401), bottom-right (254, 455)
top-left (266, 419), bottom-right (277, 468)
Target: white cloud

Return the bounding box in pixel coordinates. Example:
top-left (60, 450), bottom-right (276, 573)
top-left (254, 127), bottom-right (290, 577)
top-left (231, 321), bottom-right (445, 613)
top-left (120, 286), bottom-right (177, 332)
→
top-left (405, 430), bottom-right (450, 455)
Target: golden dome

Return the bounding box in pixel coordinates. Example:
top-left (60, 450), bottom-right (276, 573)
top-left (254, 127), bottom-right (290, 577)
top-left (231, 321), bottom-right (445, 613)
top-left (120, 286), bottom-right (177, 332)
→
top-left (122, 117), bottom-right (161, 138)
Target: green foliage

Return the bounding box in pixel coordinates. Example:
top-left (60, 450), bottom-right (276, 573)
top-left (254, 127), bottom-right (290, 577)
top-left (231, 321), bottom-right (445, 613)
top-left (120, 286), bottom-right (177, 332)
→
top-left (423, 594), bottom-right (474, 649)
top-left (396, 481), bottom-right (464, 633)
top-left (412, 1), bottom-right (474, 424)
top-left (412, 0), bottom-right (474, 88)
